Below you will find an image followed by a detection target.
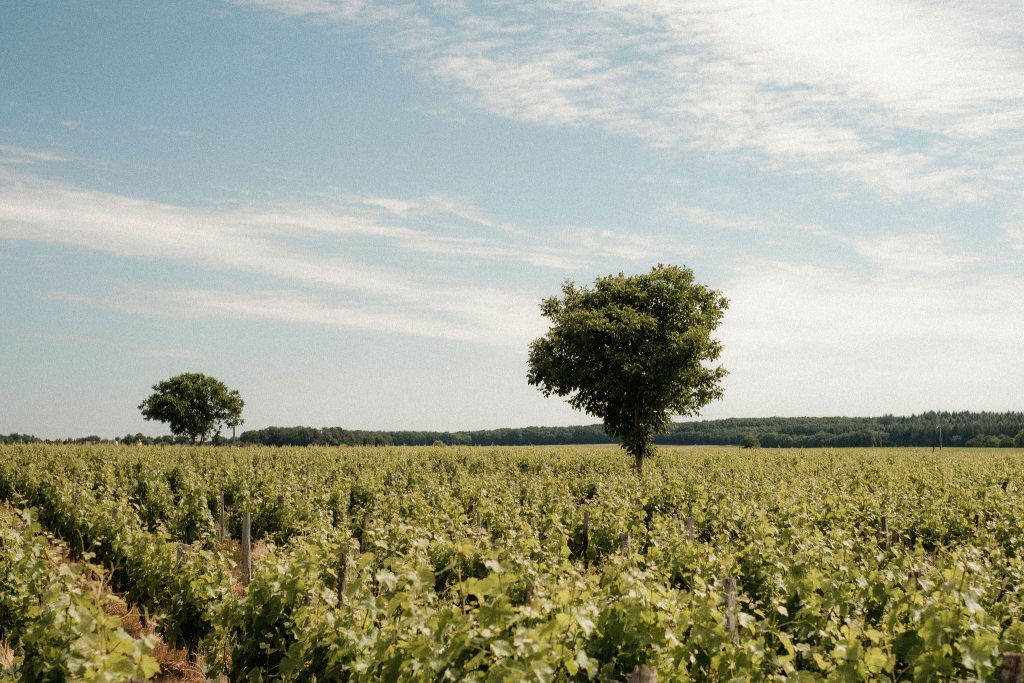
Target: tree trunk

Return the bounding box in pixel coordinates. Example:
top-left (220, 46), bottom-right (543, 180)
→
top-left (634, 452), bottom-right (644, 477)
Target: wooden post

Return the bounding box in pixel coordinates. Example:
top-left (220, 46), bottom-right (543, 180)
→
top-left (619, 532), bottom-right (631, 553)
top-left (998, 653), bottom-right (1024, 683)
top-left (582, 510), bottom-right (590, 570)
top-left (277, 494), bottom-right (285, 509)
top-left (628, 665), bottom-right (657, 682)
top-left (880, 516), bottom-right (890, 551)
top-left (524, 582), bottom-right (534, 604)
top-left (241, 511), bottom-right (252, 587)
top-left (686, 516), bottom-right (695, 542)
top-left (176, 543), bottom-right (185, 565)
top-left (337, 546), bottom-right (348, 607)
top-left (724, 577), bottom-right (739, 645)
top-left (218, 492), bottom-right (226, 541)
top-left (359, 509), bottom-right (370, 553)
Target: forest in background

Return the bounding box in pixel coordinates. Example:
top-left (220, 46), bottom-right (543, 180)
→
top-left (234, 412), bottom-right (1024, 448)
top-left (8, 411), bottom-right (1022, 448)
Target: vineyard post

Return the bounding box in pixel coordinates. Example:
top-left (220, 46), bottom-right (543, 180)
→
top-left (686, 516), bottom-right (695, 542)
top-left (241, 511), bottom-right (252, 587)
top-left (880, 516), bottom-right (889, 551)
top-left (176, 543), bottom-right (185, 565)
top-left (628, 665), bottom-right (657, 682)
top-left (998, 653), bottom-right (1024, 682)
top-left (277, 494), bottom-right (285, 509)
top-left (582, 510), bottom-right (590, 570)
top-left (337, 545), bottom-right (348, 607)
top-left (359, 508), bottom-right (370, 554)
top-left (218, 492), bottom-right (226, 541)
top-left (619, 532), bottom-right (631, 554)
top-left (724, 577), bottom-right (739, 645)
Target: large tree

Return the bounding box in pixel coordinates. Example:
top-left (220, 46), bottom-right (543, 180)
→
top-left (528, 264), bottom-right (728, 475)
top-left (138, 373), bottom-right (244, 445)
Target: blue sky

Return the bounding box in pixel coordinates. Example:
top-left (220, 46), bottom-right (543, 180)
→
top-left (2, 1), bottom-right (1023, 438)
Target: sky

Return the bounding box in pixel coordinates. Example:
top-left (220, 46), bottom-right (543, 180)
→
top-left (2, 1), bottom-right (1023, 439)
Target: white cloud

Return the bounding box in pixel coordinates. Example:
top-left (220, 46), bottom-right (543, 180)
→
top-left (12, 169), bottom-right (754, 348)
top-left (0, 176), bottom-right (555, 346)
top-left (571, 227), bottom-right (691, 262)
top-left (28, 332), bottom-right (203, 360)
top-left (133, 124), bottom-right (203, 139)
top-left (0, 144), bottom-right (80, 164)
top-left (663, 204), bottom-right (769, 233)
top-left (713, 259), bottom-right (1024, 416)
top-left (849, 234), bottom-right (976, 274)
top-left (238, 0), bottom-right (1024, 204)
top-left (1006, 221), bottom-right (1024, 251)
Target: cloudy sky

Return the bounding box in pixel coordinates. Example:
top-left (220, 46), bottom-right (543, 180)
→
top-left (2, 1), bottom-right (1023, 438)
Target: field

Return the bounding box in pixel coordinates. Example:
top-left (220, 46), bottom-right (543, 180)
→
top-left (2, 444), bottom-right (1024, 681)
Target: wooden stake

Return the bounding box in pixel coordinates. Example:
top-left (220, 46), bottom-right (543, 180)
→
top-left (337, 546), bottom-right (348, 607)
top-left (628, 665), bottom-right (658, 682)
top-left (582, 510), bottom-right (590, 570)
top-left (218, 492), bottom-right (226, 541)
top-left (686, 516), bottom-right (695, 542)
top-left (359, 509), bottom-right (370, 553)
top-left (724, 577), bottom-right (739, 645)
top-left (241, 511), bottom-right (252, 587)
top-left (880, 516), bottom-right (890, 551)
top-left (998, 653), bottom-right (1024, 683)
top-left (619, 532), bottom-right (631, 553)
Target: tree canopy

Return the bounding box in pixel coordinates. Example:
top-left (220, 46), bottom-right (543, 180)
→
top-left (527, 264), bottom-right (728, 473)
top-left (138, 373), bottom-right (244, 445)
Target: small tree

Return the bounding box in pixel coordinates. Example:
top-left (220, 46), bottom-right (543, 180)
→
top-left (138, 373), bottom-right (244, 445)
top-left (740, 433), bottom-right (760, 449)
top-left (528, 264), bottom-right (728, 475)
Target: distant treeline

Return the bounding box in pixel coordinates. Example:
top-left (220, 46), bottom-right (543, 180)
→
top-left (6, 411), bottom-right (1024, 448)
top-left (236, 412), bottom-right (1024, 449)
top-left (0, 433), bottom-right (188, 446)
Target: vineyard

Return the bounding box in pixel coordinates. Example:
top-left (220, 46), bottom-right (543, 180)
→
top-left (2, 444), bottom-right (1024, 681)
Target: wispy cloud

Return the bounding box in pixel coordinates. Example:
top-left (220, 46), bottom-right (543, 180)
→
top-left (849, 234), bottom-right (976, 275)
top-left (0, 144), bottom-right (80, 165)
top-left (43, 288), bottom-right (540, 347)
top-left (662, 204), bottom-right (770, 233)
top-left (0, 177), bottom-right (549, 346)
top-left (715, 259), bottom-right (1024, 416)
top-left (239, 0), bottom-right (1024, 204)
top-left (27, 331), bottom-right (203, 360)
top-left (133, 124), bottom-right (204, 139)
top-left (1, 170), bottom-right (694, 345)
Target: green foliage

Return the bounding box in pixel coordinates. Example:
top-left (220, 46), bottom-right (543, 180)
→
top-left (6, 444), bottom-right (1024, 680)
top-left (528, 264), bottom-right (728, 471)
top-left (138, 372), bottom-right (244, 444)
top-left (0, 510), bottom-right (160, 681)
